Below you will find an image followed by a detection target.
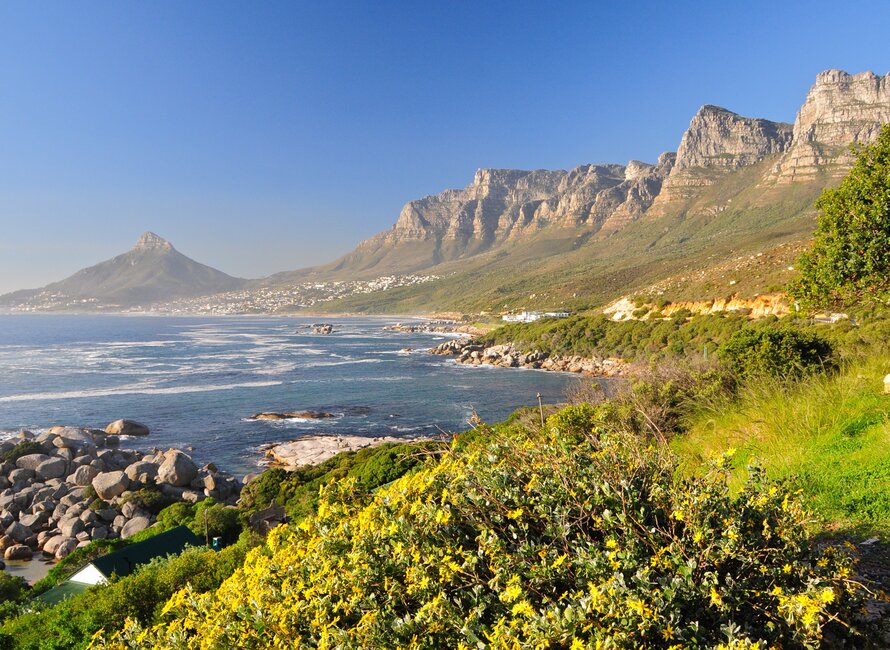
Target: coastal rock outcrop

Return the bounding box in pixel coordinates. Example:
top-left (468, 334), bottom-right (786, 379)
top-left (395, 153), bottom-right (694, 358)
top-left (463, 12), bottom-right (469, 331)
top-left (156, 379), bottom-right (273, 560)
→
top-left (249, 411), bottom-right (335, 421)
top-left (0, 426), bottom-right (241, 568)
top-left (430, 339), bottom-right (626, 377)
top-left (266, 434), bottom-right (431, 469)
top-left (336, 158), bottom-right (675, 273)
top-left (311, 323), bottom-right (334, 335)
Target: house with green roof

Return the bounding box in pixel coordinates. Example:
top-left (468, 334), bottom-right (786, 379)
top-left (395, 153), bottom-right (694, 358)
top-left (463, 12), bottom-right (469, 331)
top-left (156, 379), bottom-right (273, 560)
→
top-left (38, 525), bottom-right (202, 605)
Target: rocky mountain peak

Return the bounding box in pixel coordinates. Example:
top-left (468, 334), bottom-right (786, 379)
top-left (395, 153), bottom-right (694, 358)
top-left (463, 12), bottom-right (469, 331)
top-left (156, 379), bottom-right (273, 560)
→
top-left (674, 105), bottom-right (792, 171)
top-left (771, 69), bottom-right (890, 182)
top-left (134, 232), bottom-right (174, 252)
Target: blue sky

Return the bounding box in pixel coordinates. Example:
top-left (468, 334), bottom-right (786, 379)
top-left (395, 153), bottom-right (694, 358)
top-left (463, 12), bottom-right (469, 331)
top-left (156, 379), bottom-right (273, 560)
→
top-left (0, 1), bottom-right (888, 292)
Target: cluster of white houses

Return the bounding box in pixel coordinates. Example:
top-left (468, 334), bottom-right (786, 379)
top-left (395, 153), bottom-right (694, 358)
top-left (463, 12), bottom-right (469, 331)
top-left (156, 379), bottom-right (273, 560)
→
top-left (501, 311), bottom-right (570, 323)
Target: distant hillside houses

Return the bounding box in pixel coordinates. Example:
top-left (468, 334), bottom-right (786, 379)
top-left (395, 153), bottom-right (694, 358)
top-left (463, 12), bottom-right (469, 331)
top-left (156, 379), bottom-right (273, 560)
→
top-left (502, 311), bottom-right (570, 323)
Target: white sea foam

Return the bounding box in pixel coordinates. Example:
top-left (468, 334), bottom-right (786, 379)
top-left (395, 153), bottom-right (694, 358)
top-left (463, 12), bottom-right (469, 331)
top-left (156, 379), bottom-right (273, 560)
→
top-left (0, 380), bottom-right (282, 403)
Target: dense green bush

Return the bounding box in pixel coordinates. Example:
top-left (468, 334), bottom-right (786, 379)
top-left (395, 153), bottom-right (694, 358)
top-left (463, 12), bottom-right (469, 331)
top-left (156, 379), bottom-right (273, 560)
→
top-left (238, 442), bottom-right (437, 522)
top-left (0, 544), bottom-right (249, 650)
top-left (97, 422), bottom-right (865, 649)
top-left (717, 327), bottom-right (834, 380)
top-left (189, 501), bottom-right (241, 545)
top-left (0, 440), bottom-right (43, 463)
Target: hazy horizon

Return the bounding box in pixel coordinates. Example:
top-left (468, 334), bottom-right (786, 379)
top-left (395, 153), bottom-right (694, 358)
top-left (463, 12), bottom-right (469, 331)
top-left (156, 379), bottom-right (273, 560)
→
top-left (1, 1), bottom-right (889, 293)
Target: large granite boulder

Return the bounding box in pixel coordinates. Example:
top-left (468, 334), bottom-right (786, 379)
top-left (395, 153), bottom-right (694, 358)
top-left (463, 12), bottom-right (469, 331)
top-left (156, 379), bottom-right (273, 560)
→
top-left (105, 420), bottom-right (150, 436)
top-left (15, 454), bottom-right (51, 472)
top-left (92, 471), bottom-right (130, 501)
top-left (54, 538), bottom-right (78, 559)
top-left (69, 465), bottom-right (99, 487)
top-left (120, 516), bottom-right (151, 539)
top-left (4, 544), bottom-right (32, 560)
top-left (157, 450), bottom-right (197, 487)
top-left (5, 522), bottom-right (32, 544)
top-left (35, 457), bottom-right (67, 481)
top-left (52, 427), bottom-right (96, 451)
top-left (58, 516), bottom-right (85, 539)
top-left (124, 461), bottom-right (158, 484)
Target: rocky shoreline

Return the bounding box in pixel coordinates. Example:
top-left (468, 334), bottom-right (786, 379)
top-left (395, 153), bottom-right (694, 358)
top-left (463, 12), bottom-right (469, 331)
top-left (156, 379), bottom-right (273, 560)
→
top-left (385, 321), bottom-right (486, 336)
top-left (0, 423), bottom-right (241, 567)
top-left (430, 338), bottom-right (627, 377)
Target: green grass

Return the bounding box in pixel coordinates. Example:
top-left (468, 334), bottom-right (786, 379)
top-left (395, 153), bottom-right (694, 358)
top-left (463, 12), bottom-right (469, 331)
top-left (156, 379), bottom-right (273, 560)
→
top-left (674, 355), bottom-right (890, 535)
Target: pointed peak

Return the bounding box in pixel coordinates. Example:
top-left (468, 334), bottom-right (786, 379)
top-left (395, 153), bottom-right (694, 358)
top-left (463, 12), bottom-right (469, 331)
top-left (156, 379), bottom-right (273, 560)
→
top-left (695, 104), bottom-right (737, 118)
top-left (134, 232), bottom-right (174, 252)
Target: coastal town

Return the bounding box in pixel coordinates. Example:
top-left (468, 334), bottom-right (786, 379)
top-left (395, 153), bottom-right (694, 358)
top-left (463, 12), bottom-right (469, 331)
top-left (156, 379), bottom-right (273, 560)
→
top-left (3, 274), bottom-right (441, 315)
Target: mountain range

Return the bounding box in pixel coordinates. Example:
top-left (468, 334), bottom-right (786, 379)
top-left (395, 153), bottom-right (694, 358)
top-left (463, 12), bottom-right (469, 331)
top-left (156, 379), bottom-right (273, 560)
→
top-left (3, 69), bottom-right (889, 313)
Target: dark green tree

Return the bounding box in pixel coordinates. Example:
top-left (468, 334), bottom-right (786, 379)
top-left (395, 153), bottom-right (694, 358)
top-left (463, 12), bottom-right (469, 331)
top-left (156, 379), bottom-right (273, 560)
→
top-left (789, 123), bottom-right (890, 310)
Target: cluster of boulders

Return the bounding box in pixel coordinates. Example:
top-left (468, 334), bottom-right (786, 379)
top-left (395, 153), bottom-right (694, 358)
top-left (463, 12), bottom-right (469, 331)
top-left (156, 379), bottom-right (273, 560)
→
top-left (0, 422), bottom-right (241, 563)
top-left (385, 322), bottom-right (484, 336)
top-left (430, 339), bottom-right (626, 377)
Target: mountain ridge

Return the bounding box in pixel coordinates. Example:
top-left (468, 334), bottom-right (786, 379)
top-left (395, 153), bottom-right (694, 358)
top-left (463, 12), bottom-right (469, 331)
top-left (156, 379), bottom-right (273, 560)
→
top-left (4, 69), bottom-right (889, 314)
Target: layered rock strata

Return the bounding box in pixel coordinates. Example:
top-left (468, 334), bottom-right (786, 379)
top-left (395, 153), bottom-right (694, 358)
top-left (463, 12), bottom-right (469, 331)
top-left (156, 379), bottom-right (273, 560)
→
top-left (771, 70), bottom-right (890, 182)
top-left (647, 106), bottom-right (792, 215)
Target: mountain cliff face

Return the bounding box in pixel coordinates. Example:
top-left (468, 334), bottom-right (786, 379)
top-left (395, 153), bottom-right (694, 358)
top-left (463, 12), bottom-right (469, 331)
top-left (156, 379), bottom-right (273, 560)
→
top-left (306, 68), bottom-right (890, 313)
top-left (646, 106), bottom-right (793, 215)
top-left (770, 69), bottom-right (890, 182)
top-left (330, 155), bottom-right (675, 274)
top-left (2, 232), bottom-right (246, 308)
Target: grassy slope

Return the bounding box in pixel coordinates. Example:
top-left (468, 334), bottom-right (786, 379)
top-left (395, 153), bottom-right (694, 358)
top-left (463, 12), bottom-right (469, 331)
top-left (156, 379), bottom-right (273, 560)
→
top-left (674, 355), bottom-right (890, 536)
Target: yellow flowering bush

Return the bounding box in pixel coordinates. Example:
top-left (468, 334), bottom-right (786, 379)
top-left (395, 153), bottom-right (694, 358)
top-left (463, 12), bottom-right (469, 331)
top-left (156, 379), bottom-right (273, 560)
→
top-left (92, 412), bottom-right (863, 649)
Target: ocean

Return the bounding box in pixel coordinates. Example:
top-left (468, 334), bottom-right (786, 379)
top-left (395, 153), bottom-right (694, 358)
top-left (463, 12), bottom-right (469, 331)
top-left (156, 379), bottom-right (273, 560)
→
top-left (0, 314), bottom-right (586, 476)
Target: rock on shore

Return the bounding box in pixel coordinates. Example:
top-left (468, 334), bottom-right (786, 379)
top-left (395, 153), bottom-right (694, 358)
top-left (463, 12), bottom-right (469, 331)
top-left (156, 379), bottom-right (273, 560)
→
top-left (265, 434), bottom-right (428, 469)
top-left (430, 339), bottom-right (626, 376)
top-left (0, 424), bottom-right (241, 563)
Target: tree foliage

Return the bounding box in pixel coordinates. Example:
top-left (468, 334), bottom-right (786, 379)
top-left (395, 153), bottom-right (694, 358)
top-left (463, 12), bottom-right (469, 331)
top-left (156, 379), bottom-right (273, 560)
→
top-left (790, 123), bottom-right (890, 309)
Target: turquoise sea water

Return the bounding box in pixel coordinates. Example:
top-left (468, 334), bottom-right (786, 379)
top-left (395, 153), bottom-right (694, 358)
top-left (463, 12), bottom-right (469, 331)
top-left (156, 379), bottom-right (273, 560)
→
top-left (0, 315), bottom-right (584, 475)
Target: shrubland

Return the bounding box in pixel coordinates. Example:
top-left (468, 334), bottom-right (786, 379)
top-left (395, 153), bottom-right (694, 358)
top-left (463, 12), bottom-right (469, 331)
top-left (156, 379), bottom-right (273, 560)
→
top-left (93, 418), bottom-right (867, 649)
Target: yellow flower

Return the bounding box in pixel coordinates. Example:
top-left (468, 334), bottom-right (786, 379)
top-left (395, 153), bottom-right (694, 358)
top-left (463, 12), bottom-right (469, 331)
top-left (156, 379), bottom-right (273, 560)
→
top-left (570, 638), bottom-right (585, 650)
top-left (661, 623), bottom-right (675, 640)
top-left (507, 507), bottom-right (524, 520)
top-left (710, 587), bottom-right (723, 607)
top-left (501, 576), bottom-right (523, 603)
top-left (511, 600), bottom-right (534, 617)
top-left (820, 587), bottom-right (835, 604)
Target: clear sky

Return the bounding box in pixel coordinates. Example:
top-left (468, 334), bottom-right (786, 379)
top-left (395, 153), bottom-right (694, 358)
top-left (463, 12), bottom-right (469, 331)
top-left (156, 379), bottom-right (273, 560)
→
top-left (0, 1), bottom-right (888, 292)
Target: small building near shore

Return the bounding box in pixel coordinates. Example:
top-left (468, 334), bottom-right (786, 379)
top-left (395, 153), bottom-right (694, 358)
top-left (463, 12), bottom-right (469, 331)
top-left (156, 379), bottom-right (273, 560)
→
top-left (502, 311), bottom-right (570, 323)
top-left (38, 525), bottom-right (202, 605)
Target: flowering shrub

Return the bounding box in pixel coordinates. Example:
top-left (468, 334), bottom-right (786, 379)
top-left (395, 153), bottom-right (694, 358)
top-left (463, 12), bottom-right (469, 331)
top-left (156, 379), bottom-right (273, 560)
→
top-left (92, 417), bottom-right (863, 649)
